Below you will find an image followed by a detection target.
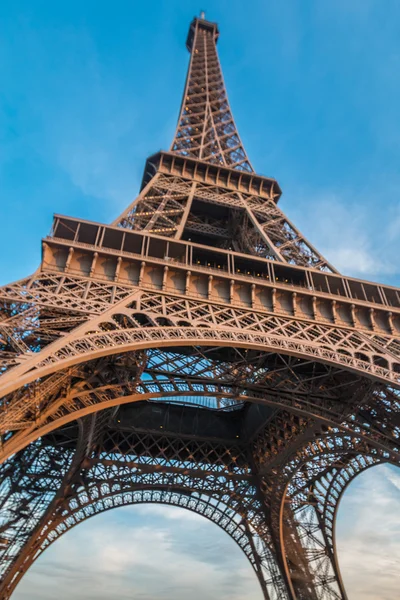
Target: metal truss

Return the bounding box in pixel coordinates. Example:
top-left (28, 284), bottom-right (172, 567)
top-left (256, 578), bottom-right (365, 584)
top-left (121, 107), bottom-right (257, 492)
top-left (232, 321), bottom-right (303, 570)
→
top-left (109, 15), bottom-right (336, 270)
top-left (171, 17), bottom-right (252, 171)
top-left (113, 167), bottom-right (336, 270)
top-left (1, 287), bottom-right (399, 414)
top-left (1, 12), bottom-right (400, 600)
top-left (0, 412), bottom-right (287, 600)
top-left (253, 426), bottom-right (393, 600)
top-left (0, 404), bottom-right (397, 600)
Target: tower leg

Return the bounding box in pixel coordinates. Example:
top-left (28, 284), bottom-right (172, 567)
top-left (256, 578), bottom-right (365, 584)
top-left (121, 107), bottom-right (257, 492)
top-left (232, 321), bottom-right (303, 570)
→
top-left (251, 424), bottom-right (390, 600)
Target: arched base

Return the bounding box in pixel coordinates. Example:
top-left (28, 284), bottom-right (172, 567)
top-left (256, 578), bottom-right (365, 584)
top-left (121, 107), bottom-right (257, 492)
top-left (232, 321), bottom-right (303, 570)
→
top-left (0, 413), bottom-right (286, 600)
top-left (2, 405), bottom-right (397, 600)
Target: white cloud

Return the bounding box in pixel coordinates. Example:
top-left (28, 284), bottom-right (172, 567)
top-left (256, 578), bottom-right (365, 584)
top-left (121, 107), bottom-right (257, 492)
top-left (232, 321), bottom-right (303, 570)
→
top-left (337, 464), bottom-right (400, 600)
top-left (14, 505), bottom-right (261, 600)
top-left (284, 190), bottom-right (400, 280)
top-left (132, 503), bottom-right (204, 522)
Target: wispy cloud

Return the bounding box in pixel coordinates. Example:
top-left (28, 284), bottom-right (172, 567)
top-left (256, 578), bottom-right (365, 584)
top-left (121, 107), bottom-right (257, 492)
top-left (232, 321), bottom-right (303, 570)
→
top-left (337, 464), bottom-right (400, 600)
top-left (14, 505), bottom-right (261, 600)
top-left (284, 190), bottom-right (400, 282)
top-left (0, 24), bottom-right (140, 208)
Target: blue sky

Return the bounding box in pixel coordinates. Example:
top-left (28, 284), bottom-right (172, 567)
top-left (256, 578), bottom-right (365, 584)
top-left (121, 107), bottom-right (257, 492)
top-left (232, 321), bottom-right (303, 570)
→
top-left (1, 0), bottom-right (400, 597)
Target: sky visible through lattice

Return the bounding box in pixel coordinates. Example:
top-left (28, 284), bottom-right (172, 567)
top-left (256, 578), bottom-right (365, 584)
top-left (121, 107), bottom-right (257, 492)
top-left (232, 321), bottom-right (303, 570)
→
top-left (1, 1), bottom-right (400, 598)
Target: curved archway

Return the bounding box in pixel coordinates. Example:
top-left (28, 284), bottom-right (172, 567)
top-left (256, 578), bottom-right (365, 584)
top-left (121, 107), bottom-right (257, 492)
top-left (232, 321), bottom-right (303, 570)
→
top-left (1, 325), bottom-right (398, 401)
top-left (2, 394), bottom-right (400, 600)
top-left (336, 463), bottom-right (400, 599)
top-left (4, 426), bottom-right (400, 600)
top-left (3, 487), bottom-right (280, 600)
top-left (1, 316), bottom-right (400, 599)
top-left (260, 431), bottom-right (398, 600)
top-left (12, 501), bottom-right (264, 600)
top-left (2, 339), bottom-right (397, 464)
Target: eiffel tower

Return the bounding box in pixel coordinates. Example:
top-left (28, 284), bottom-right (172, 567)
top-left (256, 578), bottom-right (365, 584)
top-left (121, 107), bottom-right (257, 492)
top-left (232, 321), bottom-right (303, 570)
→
top-left (1, 13), bottom-right (399, 600)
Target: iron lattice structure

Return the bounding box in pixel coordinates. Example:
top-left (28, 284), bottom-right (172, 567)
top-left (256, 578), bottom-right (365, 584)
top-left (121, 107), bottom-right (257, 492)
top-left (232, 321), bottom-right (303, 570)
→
top-left (0, 15), bottom-right (400, 600)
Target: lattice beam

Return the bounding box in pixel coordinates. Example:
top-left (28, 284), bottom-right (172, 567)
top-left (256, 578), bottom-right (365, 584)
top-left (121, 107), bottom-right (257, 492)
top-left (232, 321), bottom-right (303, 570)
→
top-left (1, 12), bottom-right (400, 600)
top-left (171, 17), bottom-right (252, 171)
top-left (252, 428), bottom-right (397, 600)
top-left (0, 414), bottom-right (288, 600)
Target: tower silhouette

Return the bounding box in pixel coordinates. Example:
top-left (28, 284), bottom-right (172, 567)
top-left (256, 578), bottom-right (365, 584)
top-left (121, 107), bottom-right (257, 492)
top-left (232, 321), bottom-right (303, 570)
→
top-left (1, 15), bottom-right (400, 600)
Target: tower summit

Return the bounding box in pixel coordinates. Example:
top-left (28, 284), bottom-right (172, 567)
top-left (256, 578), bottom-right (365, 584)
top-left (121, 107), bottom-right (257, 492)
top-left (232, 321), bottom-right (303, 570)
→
top-left (174, 15), bottom-right (250, 170)
top-left (114, 15), bottom-right (335, 269)
top-left (0, 15), bottom-right (400, 600)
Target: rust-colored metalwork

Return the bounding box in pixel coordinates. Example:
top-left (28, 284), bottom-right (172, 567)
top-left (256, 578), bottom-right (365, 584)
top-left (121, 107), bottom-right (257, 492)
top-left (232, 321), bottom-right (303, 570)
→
top-left (1, 14), bottom-right (400, 600)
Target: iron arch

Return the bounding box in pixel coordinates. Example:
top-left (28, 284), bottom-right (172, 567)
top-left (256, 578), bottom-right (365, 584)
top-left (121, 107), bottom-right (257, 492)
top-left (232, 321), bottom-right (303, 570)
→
top-left (1, 326), bottom-right (399, 402)
top-left (1, 343), bottom-right (395, 463)
top-left (0, 438), bottom-right (285, 600)
top-left (268, 436), bottom-right (394, 600)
